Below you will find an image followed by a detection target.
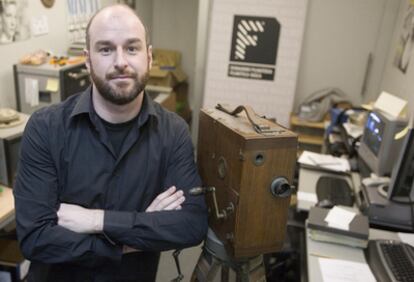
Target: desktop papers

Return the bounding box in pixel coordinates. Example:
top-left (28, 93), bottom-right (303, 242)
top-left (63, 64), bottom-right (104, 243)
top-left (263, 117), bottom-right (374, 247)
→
top-left (297, 191), bottom-right (317, 204)
top-left (374, 91), bottom-right (407, 119)
top-left (318, 257), bottom-right (376, 282)
top-left (298, 151), bottom-right (350, 172)
top-left (324, 206), bottom-right (356, 230)
top-left (398, 232), bottom-right (414, 247)
top-left (342, 122), bottom-right (363, 139)
top-left (24, 78), bottom-right (39, 107)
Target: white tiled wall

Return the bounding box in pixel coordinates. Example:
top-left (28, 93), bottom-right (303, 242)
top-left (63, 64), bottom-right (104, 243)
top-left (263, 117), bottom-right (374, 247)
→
top-left (202, 0), bottom-right (308, 126)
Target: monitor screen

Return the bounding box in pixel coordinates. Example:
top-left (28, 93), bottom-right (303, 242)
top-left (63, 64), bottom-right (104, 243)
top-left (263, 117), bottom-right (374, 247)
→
top-left (362, 112), bottom-right (385, 156)
top-left (388, 128), bottom-right (414, 202)
top-left (4, 136), bottom-right (22, 188)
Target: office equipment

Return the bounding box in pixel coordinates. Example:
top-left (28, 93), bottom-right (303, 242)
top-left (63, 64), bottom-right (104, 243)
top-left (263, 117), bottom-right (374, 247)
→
top-left (358, 110), bottom-right (407, 176)
top-left (365, 240), bottom-right (414, 282)
top-left (14, 61), bottom-right (90, 114)
top-left (359, 125), bottom-right (414, 231)
top-left (359, 185), bottom-right (413, 231)
top-left (316, 176), bottom-right (354, 207)
top-left (0, 113), bottom-right (29, 188)
top-left (296, 166), bottom-right (355, 211)
top-left (385, 126), bottom-right (414, 203)
top-left (197, 105), bottom-right (297, 258)
top-left (307, 207), bottom-right (369, 248)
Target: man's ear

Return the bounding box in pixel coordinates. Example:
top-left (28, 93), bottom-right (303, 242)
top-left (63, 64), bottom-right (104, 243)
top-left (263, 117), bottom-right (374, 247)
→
top-left (147, 45), bottom-right (153, 70)
top-left (84, 49), bottom-right (91, 72)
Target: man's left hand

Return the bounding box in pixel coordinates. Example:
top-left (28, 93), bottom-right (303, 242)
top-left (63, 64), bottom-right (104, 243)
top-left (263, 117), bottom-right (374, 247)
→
top-left (57, 203), bottom-right (104, 234)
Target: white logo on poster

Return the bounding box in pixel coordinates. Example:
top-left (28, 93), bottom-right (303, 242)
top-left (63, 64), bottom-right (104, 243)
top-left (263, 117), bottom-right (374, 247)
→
top-left (234, 20), bottom-right (265, 60)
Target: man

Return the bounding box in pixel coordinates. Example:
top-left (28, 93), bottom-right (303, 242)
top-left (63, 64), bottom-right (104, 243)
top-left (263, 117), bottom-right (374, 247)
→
top-left (0, 0), bottom-right (17, 43)
top-left (14, 4), bottom-right (208, 282)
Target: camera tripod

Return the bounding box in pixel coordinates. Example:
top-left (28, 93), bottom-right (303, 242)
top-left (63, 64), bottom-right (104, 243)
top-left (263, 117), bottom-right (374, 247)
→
top-left (190, 229), bottom-right (267, 282)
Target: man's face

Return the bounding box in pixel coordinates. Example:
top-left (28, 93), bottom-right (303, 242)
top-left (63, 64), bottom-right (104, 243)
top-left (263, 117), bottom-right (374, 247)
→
top-left (3, 3), bottom-right (17, 36)
top-left (85, 8), bottom-right (152, 105)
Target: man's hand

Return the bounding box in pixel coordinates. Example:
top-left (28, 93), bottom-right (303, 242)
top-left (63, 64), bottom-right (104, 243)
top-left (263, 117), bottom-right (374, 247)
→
top-left (57, 203), bottom-right (104, 234)
top-left (121, 186), bottom-right (185, 254)
top-left (145, 186), bottom-right (185, 212)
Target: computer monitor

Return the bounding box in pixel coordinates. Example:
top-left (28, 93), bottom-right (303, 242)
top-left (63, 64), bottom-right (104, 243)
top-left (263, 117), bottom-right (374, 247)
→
top-left (358, 110), bottom-right (407, 176)
top-left (0, 114), bottom-right (29, 188)
top-left (0, 136), bottom-right (22, 187)
top-left (386, 126), bottom-right (414, 203)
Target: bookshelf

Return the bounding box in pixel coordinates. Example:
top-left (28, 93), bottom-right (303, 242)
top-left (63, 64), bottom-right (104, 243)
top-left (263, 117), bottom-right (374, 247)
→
top-left (290, 114), bottom-right (328, 153)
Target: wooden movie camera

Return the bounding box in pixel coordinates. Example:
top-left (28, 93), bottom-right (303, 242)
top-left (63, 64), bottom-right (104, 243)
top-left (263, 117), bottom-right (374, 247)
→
top-left (195, 105), bottom-right (298, 259)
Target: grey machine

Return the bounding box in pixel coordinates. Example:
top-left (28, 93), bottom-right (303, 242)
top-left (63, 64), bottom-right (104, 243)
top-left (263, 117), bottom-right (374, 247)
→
top-left (14, 62), bottom-right (90, 114)
top-left (359, 125), bottom-right (414, 231)
top-left (0, 112), bottom-right (29, 187)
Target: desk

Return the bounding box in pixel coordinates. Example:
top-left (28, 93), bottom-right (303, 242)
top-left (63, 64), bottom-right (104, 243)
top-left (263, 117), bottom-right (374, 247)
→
top-left (306, 226), bottom-right (398, 281)
top-left (0, 186), bottom-right (14, 230)
top-left (296, 166), bottom-right (405, 281)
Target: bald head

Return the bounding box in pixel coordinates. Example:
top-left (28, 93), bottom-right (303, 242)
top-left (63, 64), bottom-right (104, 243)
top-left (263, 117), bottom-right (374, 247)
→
top-left (85, 4), bottom-right (150, 51)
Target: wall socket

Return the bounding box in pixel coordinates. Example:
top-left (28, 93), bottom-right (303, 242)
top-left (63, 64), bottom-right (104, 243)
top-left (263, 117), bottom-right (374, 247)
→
top-left (31, 15), bottom-right (49, 36)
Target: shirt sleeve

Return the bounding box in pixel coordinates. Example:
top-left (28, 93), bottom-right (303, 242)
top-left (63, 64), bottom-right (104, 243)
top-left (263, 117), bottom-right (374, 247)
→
top-left (14, 112), bottom-right (122, 263)
top-left (103, 117), bottom-right (208, 251)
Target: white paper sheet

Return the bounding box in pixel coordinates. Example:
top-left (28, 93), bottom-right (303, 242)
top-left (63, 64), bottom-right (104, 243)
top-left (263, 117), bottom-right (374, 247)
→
top-left (24, 78), bottom-right (39, 107)
top-left (298, 151), bottom-right (350, 172)
top-left (374, 91), bottom-right (407, 118)
top-left (318, 257), bottom-right (376, 282)
top-left (398, 232), bottom-right (414, 247)
top-left (324, 206), bottom-right (356, 231)
top-left (297, 191), bottom-right (318, 203)
top-left (342, 122), bottom-right (364, 139)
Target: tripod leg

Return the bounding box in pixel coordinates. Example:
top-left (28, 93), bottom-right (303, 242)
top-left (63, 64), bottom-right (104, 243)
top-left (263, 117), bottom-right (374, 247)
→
top-left (236, 255), bottom-right (266, 282)
top-left (171, 249), bottom-right (184, 282)
top-left (190, 249), bottom-right (222, 282)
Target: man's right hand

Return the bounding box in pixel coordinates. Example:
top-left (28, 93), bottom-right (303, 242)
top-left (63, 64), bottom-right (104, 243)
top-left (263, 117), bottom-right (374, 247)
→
top-left (145, 185), bottom-right (185, 212)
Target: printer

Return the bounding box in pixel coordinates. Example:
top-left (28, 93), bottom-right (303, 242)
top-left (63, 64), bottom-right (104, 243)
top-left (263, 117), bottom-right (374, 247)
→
top-left (14, 61), bottom-right (90, 114)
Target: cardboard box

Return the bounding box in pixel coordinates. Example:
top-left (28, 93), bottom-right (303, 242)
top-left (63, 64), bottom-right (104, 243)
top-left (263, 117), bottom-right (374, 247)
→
top-left (146, 85), bottom-right (176, 113)
top-left (149, 49), bottom-right (187, 88)
top-left (160, 91), bottom-right (176, 113)
top-left (152, 49), bottom-right (181, 67)
top-left (0, 239), bottom-right (30, 282)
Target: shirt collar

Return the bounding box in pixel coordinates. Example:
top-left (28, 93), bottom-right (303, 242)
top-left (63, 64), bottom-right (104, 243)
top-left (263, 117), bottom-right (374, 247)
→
top-left (70, 85), bottom-right (92, 118)
top-left (69, 86), bottom-right (159, 123)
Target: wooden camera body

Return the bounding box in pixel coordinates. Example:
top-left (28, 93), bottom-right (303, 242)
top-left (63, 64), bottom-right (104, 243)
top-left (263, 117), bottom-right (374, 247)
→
top-left (197, 106), bottom-right (298, 258)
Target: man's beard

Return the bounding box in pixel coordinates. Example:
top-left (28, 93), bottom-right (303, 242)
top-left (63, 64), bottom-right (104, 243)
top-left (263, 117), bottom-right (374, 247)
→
top-left (90, 64), bottom-right (150, 105)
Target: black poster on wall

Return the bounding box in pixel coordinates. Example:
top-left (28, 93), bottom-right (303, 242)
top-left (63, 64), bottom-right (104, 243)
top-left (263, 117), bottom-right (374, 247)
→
top-left (228, 15), bottom-right (280, 81)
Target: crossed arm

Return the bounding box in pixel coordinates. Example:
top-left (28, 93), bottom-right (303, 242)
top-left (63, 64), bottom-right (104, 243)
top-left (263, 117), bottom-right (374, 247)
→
top-left (57, 186), bottom-right (186, 252)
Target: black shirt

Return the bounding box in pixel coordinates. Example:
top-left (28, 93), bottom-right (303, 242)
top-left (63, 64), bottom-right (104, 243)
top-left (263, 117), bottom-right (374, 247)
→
top-left (100, 115), bottom-right (137, 157)
top-left (14, 87), bottom-right (208, 281)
